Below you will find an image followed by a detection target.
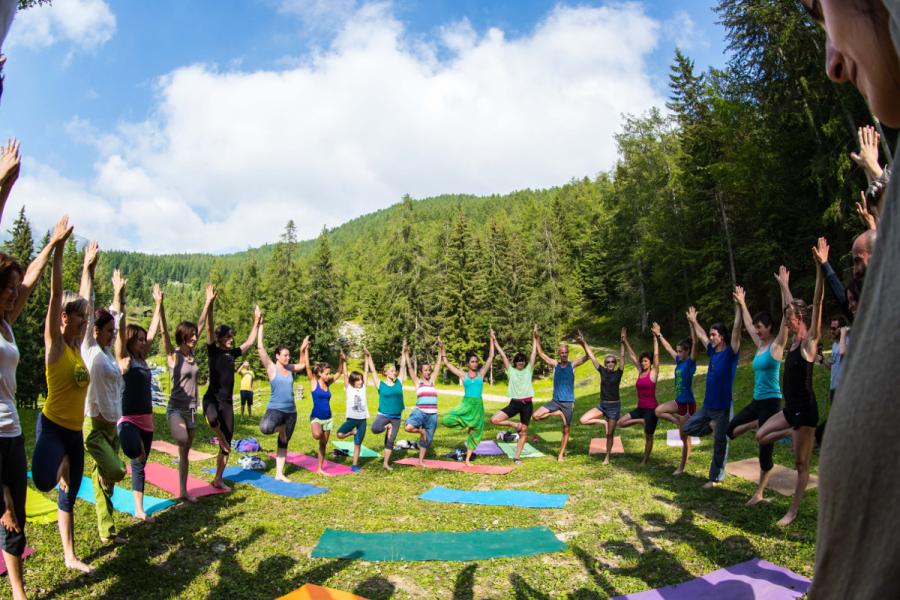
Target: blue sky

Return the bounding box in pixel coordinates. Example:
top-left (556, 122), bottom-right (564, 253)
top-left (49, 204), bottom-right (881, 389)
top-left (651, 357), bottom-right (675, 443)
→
top-left (2, 0), bottom-right (729, 253)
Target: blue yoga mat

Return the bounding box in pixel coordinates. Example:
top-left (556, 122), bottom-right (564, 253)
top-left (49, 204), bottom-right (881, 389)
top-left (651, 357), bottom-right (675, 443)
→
top-left (75, 476), bottom-right (175, 517)
top-left (419, 486), bottom-right (568, 509)
top-left (207, 467), bottom-right (329, 498)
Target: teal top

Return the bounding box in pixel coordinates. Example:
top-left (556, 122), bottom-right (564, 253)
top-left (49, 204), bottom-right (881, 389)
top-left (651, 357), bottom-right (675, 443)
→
top-left (751, 344), bottom-right (783, 400)
top-left (463, 374), bottom-right (483, 399)
top-left (377, 379), bottom-right (405, 418)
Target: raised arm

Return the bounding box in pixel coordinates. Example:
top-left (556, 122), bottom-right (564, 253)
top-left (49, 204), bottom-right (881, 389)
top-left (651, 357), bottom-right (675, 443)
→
top-left (432, 344), bottom-right (444, 382)
top-left (839, 326), bottom-right (849, 356)
top-left (363, 347), bottom-right (381, 387)
top-left (730, 301), bottom-right (742, 354)
top-left (689, 319), bottom-right (699, 360)
top-left (198, 283), bottom-right (216, 345)
top-left (0, 138), bottom-right (21, 223)
top-left (528, 332), bottom-right (538, 368)
top-left (576, 330), bottom-right (600, 370)
top-left (10, 215), bottom-right (69, 325)
top-left (806, 239), bottom-right (827, 358)
top-left (292, 335), bottom-right (309, 374)
top-left (651, 330), bottom-right (660, 381)
top-left (44, 218), bottom-right (73, 361)
top-left (773, 266), bottom-right (792, 350)
top-left (493, 335), bottom-right (510, 370)
top-left (533, 326), bottom-right (557, 367)
top-left (733, 286), bottom-right (762, 347)
top-left (437, 338), bottom-right (465, 380)
top-left (335, 347), bottom-right (346, 382)
top-left (621, 328), bottom-right (640, 370)
top-left (685, 307), bottom-right (710, 348)
top-left (479, 330), bottom-right (496, 378)
top-left (112, 270), bottom-right (130, 372)
top-left (304, 338), bottom-right (315, 389)
top-left (651, 322), bottom-right (678, 361)
top-left (256, 322), bottom-right (274, 377)
top-left (239, 305), bottom-right (262, 355)
top-left (399, 339), bottom-right (409, 382)
top-left (619, 328), bottom-right (626, 367)
top-left (78, 240), bottom-right (99, 305)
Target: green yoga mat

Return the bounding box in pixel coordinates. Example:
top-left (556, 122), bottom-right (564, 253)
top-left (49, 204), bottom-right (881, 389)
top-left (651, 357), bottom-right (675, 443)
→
top-left (332, 441), bottom-right (380, 458)
top-left (25, 487), bottom-right (57, 524)
top-left (311, 526), bottom-right (566, 561)
top-left (497, 442), bottom-right (545, 458)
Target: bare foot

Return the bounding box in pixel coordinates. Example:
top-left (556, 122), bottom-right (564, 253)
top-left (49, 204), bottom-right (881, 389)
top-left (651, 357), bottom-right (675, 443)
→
top-left (178, 494), bottom-right (199, 504)
top-left (274, 474), bottom-right (290, 483)
top-left (557, 455), bottom-right (565, 463)
top-left (316, 468), bottom-right (327, 476)
top-left (672, 468), bottom-right (684, 476)
top-left (464, 461), bottom-right (472, 467)
top-left (639, 459), bottom-right (648, 467)
top-left (211, 479), bottom-right (231, 491)
top-left (65, 557), bottom-right (94, 573)
top-left (777, 511), bottom-right (798, 527)
top-left (746, 493), bottom-right (765, 506)
top-left (602, 457), bottom-right (610, 465)
top-left (417, 460), bottom-right (424, 467)
top-left (100, 534), bottom-right (126, 545)
top-left (382, 463), bottom-right (393, 472)
top-left (216, 438), bottom-right (231, 455)
top-left (134, 510), bottom-right (149, 521)
top-left (702, 481), bottom-right (720, 489)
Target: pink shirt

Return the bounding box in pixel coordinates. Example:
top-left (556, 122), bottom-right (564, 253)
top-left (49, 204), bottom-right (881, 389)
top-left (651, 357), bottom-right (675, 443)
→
top-left (636, 371), bottom-right (657, 409)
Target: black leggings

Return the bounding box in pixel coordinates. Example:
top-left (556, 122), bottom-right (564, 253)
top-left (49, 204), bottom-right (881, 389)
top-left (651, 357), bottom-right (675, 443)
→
top-left (726, 397), bottom-right (781, 472)
top-left (0, 435), bottom-right (27, 555)
top-left (203, 396), bottom-right (235, 444)
top-left (371, 414), bottom-right (400, 450)
top-left (118, 423), bottom-right (154, 493)
top-left (259, 410), bottom-right (297, 449)
top-left (32, 413), bottom-right (84, 512)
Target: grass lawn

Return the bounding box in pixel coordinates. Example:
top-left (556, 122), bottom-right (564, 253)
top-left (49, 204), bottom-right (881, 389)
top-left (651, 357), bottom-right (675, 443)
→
top-left (17, 354), bottom-right (829, 599)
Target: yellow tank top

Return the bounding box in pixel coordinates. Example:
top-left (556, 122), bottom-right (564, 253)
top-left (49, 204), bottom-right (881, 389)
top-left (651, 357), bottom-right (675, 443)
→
top-left (44, 343), bottom-right (91, 431)
top-left (240, 371), bottom-right (254, 391)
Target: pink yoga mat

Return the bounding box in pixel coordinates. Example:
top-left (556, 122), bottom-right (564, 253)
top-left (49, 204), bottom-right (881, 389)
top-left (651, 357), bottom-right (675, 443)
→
top-left (152, 440), bottom-right (215, 461)
top-left (134, 463), bottom-right (229, 497)
top-left (275, 452), bottom-right (356, 476)
top-left (0, 547), bottom-right (34, 575)
top-left (665, 429), bottom-right (702, 447)
top-left (395, 458), bottom-right (516, 474)
top-left (589, 437), bottom-right (624, 455)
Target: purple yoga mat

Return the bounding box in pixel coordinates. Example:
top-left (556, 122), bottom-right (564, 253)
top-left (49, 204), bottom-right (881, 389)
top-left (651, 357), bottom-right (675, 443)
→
top-left (475, 441), bottom-right (504, 456)
top-left (611, 558), bottom-right (810, 599)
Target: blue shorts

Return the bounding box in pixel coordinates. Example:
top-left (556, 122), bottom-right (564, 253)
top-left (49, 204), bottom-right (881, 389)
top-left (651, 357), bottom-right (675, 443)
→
top-left (337, 418), bottom-right (367, 446)
top-left (405, 409), bottom-right (438, 448)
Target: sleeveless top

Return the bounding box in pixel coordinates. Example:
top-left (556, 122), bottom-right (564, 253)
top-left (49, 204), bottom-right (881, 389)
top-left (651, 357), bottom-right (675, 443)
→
top-left (0, 321), bottom-right (20, 437)
top-left (673, 357), bottom-right (696, 404)
top-left (462, 374), bottom-right (483, 399)
top-left (751, 344), bottom-right (783, 400)
top-left (414, 379), bottom-right (438, 414)
top-left (377, 379), bottom-right (404, 418)
top-left (783, 344), bottom-right (815, 410)
top-left (44, 343), bottom-right (90, 431)
top-left (636, 370), bottom-right (657, 408)
top-left (169, 351), bottom-right (199, 411)
top-left (267, 367), bottom-right (295, 413)
top-left (119, 359), bottom-right (154, 432)
top-left (552, 362), bottom-right (575, 402)
top-left (310, 380), bottom-right (332, 420)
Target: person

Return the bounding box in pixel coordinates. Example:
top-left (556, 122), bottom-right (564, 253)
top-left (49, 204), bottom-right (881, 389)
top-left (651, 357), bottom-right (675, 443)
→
top-left (682, 299), bottom-right (742, 488)
top-left (0, 214), bottom-right (68, 600)
top-left (239, 362), bottom-right (255, 418)
top-left (303, 343), bottom-right (344, 475)
top-left (365, 347), bottom-right (406, 471)
top-left (819, 229), bottom-right (875, 321)
top-left (814, 315), bottom-right (846, 446)
top-left (402, 340), bottom-right (443, 466)
top-left (756, 240), bottom-right (826, 526)
top-left (439, 332), bottom-right (496, 466)
top-left (201, 283), bottom-right (261, 490)
top-left (578, 329), bottom-right (626, 465)
top-left (533, 326), bottom-right (589, 462)
top-left (31, 223), bottom-right (94, 573)
top-left (82, 261), bottom-right (127, 542)
top-left (799, 2), bottom-right (900, 595)
top-left (652, 321), bottom-right (698, 475)
top-left (489, 331), bottom-right (536, 463)
top-left (113, 272), bottom-right (157, 521)
top-left (256, 325), bottom-right (305, 481)
top-left (616, 327), bottom-right (660, 466)
top-left (335, 353), bottom-right (370, 473)
top-left (727, 281), bottom-right (790, 505)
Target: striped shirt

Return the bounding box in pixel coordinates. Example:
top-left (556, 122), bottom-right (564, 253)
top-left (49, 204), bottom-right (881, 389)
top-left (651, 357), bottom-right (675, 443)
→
top-left (414, 379), bottom-right (438, 414)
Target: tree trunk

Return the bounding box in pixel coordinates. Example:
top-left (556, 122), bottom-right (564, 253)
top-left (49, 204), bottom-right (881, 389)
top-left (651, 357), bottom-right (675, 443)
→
top-left (717, 191), bottom-right (738, 290)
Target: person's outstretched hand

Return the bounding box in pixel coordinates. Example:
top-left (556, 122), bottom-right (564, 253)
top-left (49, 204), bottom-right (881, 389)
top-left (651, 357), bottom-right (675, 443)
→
top-left (812, 237), bottom-right (829, 265)
top-left (856, 191), bottom-right (878, 231)
top-left (850, 125), bottom-right (881, 177)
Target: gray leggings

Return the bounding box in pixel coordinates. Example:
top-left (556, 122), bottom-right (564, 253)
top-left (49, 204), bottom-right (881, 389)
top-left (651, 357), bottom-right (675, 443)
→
top-left (371, 414), bottom-right (400, 450)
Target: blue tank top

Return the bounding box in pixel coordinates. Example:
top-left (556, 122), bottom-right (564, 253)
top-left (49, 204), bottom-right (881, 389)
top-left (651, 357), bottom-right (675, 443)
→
top-left (552, 363), bottom-right (575, 402)
top-left (673, 357), bottom-right (696, 404)
top-left (310, 380), bottom-right (332, 420)
top-left (463, 374), bottom-right (483, 399)
top-left (752, 344), bottom-right (783, 400)
top-left (377, 379), bottom-right (404, 418)
top-left (267, 367), bottom-right (296, 413)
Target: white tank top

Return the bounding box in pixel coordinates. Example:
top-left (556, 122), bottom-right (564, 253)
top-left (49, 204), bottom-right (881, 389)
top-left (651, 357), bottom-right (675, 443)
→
top-left (0, 320), bottom-right (21, 437)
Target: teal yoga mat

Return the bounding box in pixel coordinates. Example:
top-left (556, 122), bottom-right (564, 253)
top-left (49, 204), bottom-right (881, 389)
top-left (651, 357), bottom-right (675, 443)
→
top-left (311, 526), bottom-right (566, 561)
top-left (419, 486), bottom-right (568, 509)
top-left (28, 472), bottom-right (175, 517)
top-left (333, 441), bottom-right (380, 458)
top-left (497, 442), bottom-right (545, 458)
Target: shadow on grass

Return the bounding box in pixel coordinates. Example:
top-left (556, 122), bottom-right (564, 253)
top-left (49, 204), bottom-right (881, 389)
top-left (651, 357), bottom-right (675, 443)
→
top-left (452, 564), bottom-right (476, 600)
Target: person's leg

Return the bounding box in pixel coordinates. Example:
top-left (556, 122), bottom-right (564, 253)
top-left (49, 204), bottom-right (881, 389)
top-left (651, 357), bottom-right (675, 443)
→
top-left (372, 415), bottom-right (394, 470)
top-left (748, 398), bottom-right (781, 506)
top-left (260, 410), bottom-right (289, 478)
top-left (247, 392), bottom-right (253, 418)
top-left (385, 418), bottom-right (400, 468)
top-left (204, 397), bottom-right (232, 456)
top-left (640, 410), bottom-right (658, 466)
top-left (352, 419), bottom-right (366, 470)
top-left (420, 414), bottom-right (437, 465)
top-left (706, 408), bottom-right (731, 486)
top-left (214, 400), bottom-right (234, 488)
top-left (681, 407), bottom-right (712, 438)
top-left (85, 417), bottom-right (125, 540)
top-left (405, 410), bottom-right (428, 456)
top-left (727, 401), bottom-right (761, 440)
top-left (317, 424), bottom-right (330, 473)
top-left (531, 406), bottom-right (550, 421)
top-left (119, 423), bottom-right (148, 519)
top-left (558, 410), bottom-right (571, 463)
top-left (674, 404), bottom-right (694, 475)
top-left (514, 403), bottom-right (532, 462)
top-left (310, 421), bottom-right (326, 474)
top-left (757, 410), bottom-right (793, 446)
top-left (58, 428), bottom-right (89, 573)
top-left (580, 407), bottom-right (606, 427)
top-left (276, 412), bottom-right (296, 480)
top-left (655, 401), bottom-right (681, 426)
top-left (31, 413), bottom-right (67, 493)
top-left (0, 436), bottom-right (28, 600)
top-left (168, 412), bottom-right (196, 502)
top-left (132, 429), bottom-right (154, 519)
top-left (779, 426), bottom-right (815, 526)
top-left (464, 403), bottom-right (485, 466)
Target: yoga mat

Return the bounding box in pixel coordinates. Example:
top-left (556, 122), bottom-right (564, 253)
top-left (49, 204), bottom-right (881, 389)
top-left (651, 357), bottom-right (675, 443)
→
top-left (208, 467), bottom-right (329, 498)
top-left (666, 429), bottom-right (702, 447)
top-left (419, 486), bottom-right (567, 509)
top-left (138, 463), bottom-right (229, 497)
top-left (332, 441), bottom-right (380, 458)
top-left (0, 547), bottom-right (34, 576)
top-left (275, 452), bottom-right (356, 476)
top-left (589, 437), bottom-right (625, 455)
top-left (538, 431), bottom-right (563, 442)
top-left (311, 526), bottom-right (566, 561)
top-left (25, 487), bottom-right (58, 524)
top-left (395, 458), bottom-right (515, 475)
top-left (278, 583), bottom-right (368, 600)
top-left (152, 439), bottom-right (215, 461)
top-left (610, 557), bottom-right (810, 599)
top-left (75, 476), bottom-right (175, 517)
top-left (475, 441), bottom-right (504, 456)
top-left (725, 459), bottom-right (818, 496)
top-left (497, 442), bottom-right (545, 458)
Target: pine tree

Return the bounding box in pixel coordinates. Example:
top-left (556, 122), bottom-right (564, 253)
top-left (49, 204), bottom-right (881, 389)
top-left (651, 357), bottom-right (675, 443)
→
top-left (307, 228), bottom-right (341, 363)
top-left (261, 221), bottom-right (308, 359)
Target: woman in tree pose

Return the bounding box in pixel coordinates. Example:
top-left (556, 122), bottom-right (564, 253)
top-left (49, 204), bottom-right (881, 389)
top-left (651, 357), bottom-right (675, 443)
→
top-left (202, 284), bottom-right (261, 490)
top-left (257, 324), bottom-right (305, 481)
top-left (490, 331), bottom-right (537, 463)
top-left (31, 223), bottom-right (94, 573)
top-left (336, 352), bottom-right (370, 473)
top-left (578, 330), bottom-right (625, 465)
top-left (365, 347), bottom-right (406, 471)
top-left (82, 262), bottom-right (128, 541)
top-left (756, 242), bottom-right (826, 526)
top-left (616, 328), bottom-right (660, 466)
top-left (652, 320), bottom-right (698, 475)
top-left (439, 332), bottom-right (496, 467)
top-left (304, 343), bottom-right (344, 475)
top-left (727, 280), bottom-right (789, 505)
top-left (114, 271), bottom-right (158, 520)
top-left (403, 340), bottom-right (443, 466)
top-left (0, 215), bottom-right (69, 599)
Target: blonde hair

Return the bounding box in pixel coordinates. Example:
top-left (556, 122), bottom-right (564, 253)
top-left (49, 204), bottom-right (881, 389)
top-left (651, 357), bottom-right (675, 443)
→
top-left (61, 291), bottom-right (88, 317)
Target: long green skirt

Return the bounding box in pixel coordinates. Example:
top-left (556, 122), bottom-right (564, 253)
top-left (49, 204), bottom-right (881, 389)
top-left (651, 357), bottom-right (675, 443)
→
top-left (441, 396), bottom-right (485, 450)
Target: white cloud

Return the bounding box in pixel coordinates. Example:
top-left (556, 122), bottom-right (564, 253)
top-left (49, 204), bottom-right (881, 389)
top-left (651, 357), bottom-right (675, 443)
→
top-left (8, 0), bottom-right (115, 51)
top-left (664, 11), bottom-right (701, 51)
top-left (16, 1), bottom-right (667, 254)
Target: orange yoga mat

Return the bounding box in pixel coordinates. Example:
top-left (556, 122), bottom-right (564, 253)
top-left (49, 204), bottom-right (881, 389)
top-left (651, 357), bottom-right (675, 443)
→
top-left (726, 458), bottom-right (819, 496)
top-left (588, 437), bottom-right (625, 455)
top-left (277, 583), bottom-right (368, 600)
top-left (152, 440), bottom-right (215, 461)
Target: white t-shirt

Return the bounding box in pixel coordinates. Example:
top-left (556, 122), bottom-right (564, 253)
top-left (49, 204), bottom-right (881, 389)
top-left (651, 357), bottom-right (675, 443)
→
top-left (82, 308), bottom-right (123, 422)
top-left (0, 320), bottom-right (21, 437)
top-left (345, 385), bottom-right (369, 420)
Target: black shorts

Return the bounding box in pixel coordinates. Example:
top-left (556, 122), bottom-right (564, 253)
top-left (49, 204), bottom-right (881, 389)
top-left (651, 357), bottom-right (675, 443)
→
top-left (240, 390), bottom-right (253, 408)
top-left (500, 399), bottom-right (534, 425)
top-left (628, 407), bottom-right (659, 434)
top-left (783, 403), bottom-right (819, 429)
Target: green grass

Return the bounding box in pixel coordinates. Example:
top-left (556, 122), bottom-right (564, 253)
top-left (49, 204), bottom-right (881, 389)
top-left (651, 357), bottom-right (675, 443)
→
top-left (17, 360), bottom-right (828, 599)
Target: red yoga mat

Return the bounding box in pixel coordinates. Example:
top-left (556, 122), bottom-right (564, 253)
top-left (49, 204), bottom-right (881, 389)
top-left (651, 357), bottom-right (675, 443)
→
top-left (133, 463), bottom-right (229, 497)
top-left (152, 440), bottom-right (215, 461)
top-left (395, 458), bottom-right (516, 474)
top-left (0, 547), bottom-right (34, 575)
top-left (589, 437), bottom-right (625, 455)
top-left (275, 452), bottom-right (356, 476)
